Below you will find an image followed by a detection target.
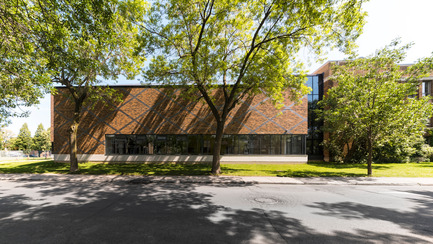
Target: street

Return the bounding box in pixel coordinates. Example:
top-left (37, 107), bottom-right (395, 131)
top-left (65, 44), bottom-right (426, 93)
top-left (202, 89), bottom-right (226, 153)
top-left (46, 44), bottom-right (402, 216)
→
top-left (0, 180), bottom-right (432, 243)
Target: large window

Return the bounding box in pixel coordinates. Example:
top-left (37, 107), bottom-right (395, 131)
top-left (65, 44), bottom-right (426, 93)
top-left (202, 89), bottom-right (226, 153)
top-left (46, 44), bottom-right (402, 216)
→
top-left (105, 134), bottom-right (306, 155)
top-left (106, 134), bottom-right (154, 155)
top-left (422, 80), bottom-right (432, 97)
top-left (306, 74), bottom-right (324, 159)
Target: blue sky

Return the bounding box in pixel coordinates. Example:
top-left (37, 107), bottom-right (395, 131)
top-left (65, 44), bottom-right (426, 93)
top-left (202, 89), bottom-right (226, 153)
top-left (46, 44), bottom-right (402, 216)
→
top-left (5, 0), bottom-right (433, 136)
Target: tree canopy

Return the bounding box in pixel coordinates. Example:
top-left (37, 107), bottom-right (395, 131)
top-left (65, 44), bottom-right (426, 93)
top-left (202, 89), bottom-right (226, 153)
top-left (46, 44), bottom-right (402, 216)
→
top-left (141, 0), bottom-right (367, 174)
top-left (22, 0), bottom-right (148, 171)
top-left (319, 40), bottom-right (433, 176)
top-left (0, 0), bottom-right (52, 126)
top-left (0, 129), bottom-right (13, 150)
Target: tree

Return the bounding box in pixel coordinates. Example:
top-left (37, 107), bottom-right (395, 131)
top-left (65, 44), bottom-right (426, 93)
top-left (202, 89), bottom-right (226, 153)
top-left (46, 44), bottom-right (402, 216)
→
top-left (0, 130), bottom-right (4, 150)
top-left (319, 40), bottom-right (433, 176)
top-left (6, 138), bottom-right (18, 150)
top-left (32, 124), bottom-right (51, 156)
top-left (27, 0), bottom-right (148, 171)
top-left (141, 0), bottom-right (367, 174)
top-left (42, 128), bottom-right (52, 157)
top-left (0, 132), bottom-right (3, 150)
top-left (0, 129), bottom-right (14, 150)
top-left (14, 123), bottom-right (33, 155)
top-left (0, 0), bottom-right (52, 126)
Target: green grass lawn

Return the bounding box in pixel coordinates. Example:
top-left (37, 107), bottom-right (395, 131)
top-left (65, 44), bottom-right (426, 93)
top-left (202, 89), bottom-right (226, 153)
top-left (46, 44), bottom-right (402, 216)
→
top-left (0, 159), bottom-right (433, 177)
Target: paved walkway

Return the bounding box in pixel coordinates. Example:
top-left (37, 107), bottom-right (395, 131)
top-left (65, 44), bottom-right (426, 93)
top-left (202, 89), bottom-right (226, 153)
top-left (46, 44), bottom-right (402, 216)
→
top-left (0, 173), bottom-right (432, 185)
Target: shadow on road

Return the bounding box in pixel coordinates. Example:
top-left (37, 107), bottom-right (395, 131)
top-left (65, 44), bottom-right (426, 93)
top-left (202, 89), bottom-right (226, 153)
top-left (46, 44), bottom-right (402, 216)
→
top-left (307, 190), bottom-right (433, 241)
top-left (0, 181), bottom-right (431, 243)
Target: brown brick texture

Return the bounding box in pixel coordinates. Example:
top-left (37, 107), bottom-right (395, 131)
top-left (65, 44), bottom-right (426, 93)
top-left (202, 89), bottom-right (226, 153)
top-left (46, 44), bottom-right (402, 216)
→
top-left (52, 86), bottom-right (308, 154)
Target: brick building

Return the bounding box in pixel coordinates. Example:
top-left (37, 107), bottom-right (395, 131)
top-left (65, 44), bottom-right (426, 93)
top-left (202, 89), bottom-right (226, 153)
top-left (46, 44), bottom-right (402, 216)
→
top-left (311, 61), bottom-right (433, 161)
top-left (51, 78), bottom-right (323, 163)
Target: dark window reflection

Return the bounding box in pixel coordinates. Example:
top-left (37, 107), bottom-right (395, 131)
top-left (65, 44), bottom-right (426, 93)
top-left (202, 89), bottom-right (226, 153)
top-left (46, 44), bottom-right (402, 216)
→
top-left (105, 134), bottom-right (306, 155)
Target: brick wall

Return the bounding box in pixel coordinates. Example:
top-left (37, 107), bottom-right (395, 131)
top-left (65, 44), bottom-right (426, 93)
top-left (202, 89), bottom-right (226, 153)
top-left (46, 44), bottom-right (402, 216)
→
top-left (52, 86), bottom-right (308, 155)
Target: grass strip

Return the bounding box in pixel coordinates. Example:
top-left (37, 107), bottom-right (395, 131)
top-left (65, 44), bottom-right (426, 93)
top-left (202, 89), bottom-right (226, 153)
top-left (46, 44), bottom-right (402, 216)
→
top-left (0, 160), bottom-right (432, 177)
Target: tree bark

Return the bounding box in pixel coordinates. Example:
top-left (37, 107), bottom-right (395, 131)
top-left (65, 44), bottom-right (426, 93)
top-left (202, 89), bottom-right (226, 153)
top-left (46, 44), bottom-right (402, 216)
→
top-left (211, 120), bottom-right (225, 175)
top-left (69, 120), bottom-right (79, 172)
top-left (66, 87), bottom-right (86, 173)
top-left (367, 127), bottom-right (372, 176)
top-left (69, 97), bottom-right (84, 172)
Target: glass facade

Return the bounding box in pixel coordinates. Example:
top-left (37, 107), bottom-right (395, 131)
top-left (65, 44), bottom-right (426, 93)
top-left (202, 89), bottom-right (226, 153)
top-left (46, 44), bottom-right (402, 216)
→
top-left (106, 134), bottom-right (306, 155)
top-left (422, 80), bottom-right (432, 97)
top-left (306, 74), bottom-right (324, 160)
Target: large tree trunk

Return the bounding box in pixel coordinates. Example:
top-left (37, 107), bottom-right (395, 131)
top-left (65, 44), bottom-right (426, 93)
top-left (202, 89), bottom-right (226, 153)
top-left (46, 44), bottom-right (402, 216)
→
top-left (367, 127), bottom-right (372, 176)
top-left (67, 90), bottom-right (86, 173)
top-left (69, 121), bottom-right (79, 172)
top-left (211, 120), bottom-right (225, 175)
top-left (69, 100), bottom-right (83, 172)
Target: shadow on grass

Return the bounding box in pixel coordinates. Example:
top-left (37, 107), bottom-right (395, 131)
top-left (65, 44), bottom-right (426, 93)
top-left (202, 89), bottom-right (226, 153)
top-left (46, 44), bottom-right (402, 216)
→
top-left (307, 162), bottom-right (391, 170)
top-left (221, 168), bottom-right (284, 176)
top-left (0, 161), bottom-right (213, 176)
top-left (224, 163), bottom-right (371, 177)
top-left (0, 161), bottom-right (70, 174)
top-left (79, 163), bottom-right (212, 176)
top-left (276, 170), bottom-right (366, 177)
top-left (414, 162), bottom-right (433, 168)
top-left (4, 160), bottom-right (427, 177)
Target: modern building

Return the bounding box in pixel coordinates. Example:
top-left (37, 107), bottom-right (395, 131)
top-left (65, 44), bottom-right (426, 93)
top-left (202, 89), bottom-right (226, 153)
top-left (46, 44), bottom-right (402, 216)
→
top-left (51, 77), bottom-right (324, 163)
top-left (59, 56), bottom-right (433, 164)
top-left (53, 59), bottom-right (432, 164)
top-left (311, 61), bottom-right (433, 161)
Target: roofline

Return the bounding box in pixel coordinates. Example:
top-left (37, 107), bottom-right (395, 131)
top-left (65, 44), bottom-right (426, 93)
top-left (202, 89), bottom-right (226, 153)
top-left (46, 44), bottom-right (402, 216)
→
top-left (310, 60), bottom-right (338, 75)
top-left (55, 75), bottom-right (322, 89)
top-left (310, 60), bottom-right (417, 75)
top-left (54, 84), bottom-right (182, 89)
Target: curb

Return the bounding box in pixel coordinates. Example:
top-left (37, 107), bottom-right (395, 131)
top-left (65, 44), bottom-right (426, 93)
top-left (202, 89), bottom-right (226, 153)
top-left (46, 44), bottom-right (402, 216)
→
top-left (0, 174), bottom-right (432, 186)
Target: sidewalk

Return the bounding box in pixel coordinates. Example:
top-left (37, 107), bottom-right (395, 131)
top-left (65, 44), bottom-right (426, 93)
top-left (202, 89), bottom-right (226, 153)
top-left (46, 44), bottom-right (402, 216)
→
top-left (0, 173), bottom-right (432, 186)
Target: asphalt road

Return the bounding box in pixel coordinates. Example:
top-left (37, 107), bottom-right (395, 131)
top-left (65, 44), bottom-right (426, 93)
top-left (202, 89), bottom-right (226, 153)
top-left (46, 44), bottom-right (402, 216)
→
top-left (0, 180), bottom-right (432, 244)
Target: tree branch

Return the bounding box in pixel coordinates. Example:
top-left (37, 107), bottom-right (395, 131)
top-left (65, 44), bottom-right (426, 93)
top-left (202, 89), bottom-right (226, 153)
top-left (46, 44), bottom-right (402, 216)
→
top-left (227, 1), bottom-right (274, 108)
top-left (197, 84), bottom-right (220, 121)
